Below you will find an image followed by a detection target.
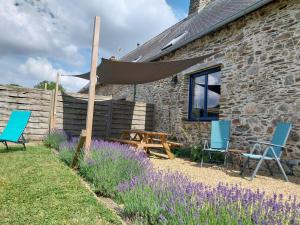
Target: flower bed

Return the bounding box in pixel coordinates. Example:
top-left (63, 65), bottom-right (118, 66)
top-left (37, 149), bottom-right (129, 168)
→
top-left (44, 130), bottom-right (300, 225)
top-left (119, 171), bottom-right (300, 224)
top-left (78, 140), bottom-right (152, 198)
top-left (58, 137), bottom-right (78, 165)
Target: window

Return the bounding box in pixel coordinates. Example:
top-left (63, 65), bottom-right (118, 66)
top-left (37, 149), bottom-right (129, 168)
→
top-left (161, 31), bottom-right (188, 51)
top-left (188, 67), bottom-right (221, 121)
top-left (132, 56), bottom-right (143, 62)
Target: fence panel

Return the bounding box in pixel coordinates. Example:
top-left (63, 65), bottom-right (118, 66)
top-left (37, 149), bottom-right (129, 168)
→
top-left (0, 85), bottom-right (154, 141)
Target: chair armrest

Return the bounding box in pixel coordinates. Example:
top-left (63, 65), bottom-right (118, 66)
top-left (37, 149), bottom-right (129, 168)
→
top-left (248, 140), bottom-right (286, 149)
top-left (202, 138), bottom-right (229, 141)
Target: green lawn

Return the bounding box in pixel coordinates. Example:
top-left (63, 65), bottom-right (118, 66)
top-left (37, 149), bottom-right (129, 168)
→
top-left (0, 145), bottom-right (121, 225)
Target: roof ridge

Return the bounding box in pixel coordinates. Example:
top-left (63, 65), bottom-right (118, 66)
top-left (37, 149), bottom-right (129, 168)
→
top-left (121, 0), bottom-right (273, 62)
top-left (120, 15), bottom-right (193, 62)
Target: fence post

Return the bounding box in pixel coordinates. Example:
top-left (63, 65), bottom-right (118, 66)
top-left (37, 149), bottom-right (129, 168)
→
top-left (49, 73), bottom-right (60, 131)
top-left (49, 90), bottom-right (55, 132)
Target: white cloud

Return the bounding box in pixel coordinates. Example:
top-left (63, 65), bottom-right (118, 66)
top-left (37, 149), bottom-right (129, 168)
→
top-left (19, 57), bottom-right (88, 91)
top-left (0, 56), bottom-right (88, 92)
top-left (0, 0), bottom-right (178, 91)
top-left (19, 57), bottom-right (56, 81)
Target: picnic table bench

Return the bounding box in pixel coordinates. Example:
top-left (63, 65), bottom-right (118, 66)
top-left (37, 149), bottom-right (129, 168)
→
top-left (109, 130), bottom-right (183, 159)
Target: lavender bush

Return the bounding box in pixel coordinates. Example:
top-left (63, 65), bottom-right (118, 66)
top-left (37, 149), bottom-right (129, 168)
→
top-left (43, 129), bottom-right (68, 149)
top-left (78, 140), bottom-right (152, 198)
top-left (45, 130), bottom-right (299, 225)
top-left (58, 137), bottom-right (79, 165)
top-left (119, 171), bottom-right (300, 225)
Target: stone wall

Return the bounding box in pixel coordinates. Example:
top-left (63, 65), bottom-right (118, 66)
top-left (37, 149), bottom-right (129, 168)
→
top-left (96, 0), bottom-right (300, 160)
top-left (188, 0), bottom-right (212, 15)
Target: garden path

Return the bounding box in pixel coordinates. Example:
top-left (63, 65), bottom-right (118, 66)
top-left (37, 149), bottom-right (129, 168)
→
top-left (150, 157), bottom-right (300, 199)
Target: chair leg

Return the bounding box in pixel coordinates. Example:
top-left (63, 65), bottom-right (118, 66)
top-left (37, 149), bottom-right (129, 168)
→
top-left (284, 161), bottom-right (295, 176)
top-left (224, 152), bottom-right (227, 166)
top-left (4, 141), bottom-right (8, 150)
top-left (200, 150), bottom-right (204, 167)
top-left (247, 159), bottom-right (251, 171)
top-left (208, 151), bottom-right (212, 163)
top-left (274, 158), bottom-right (289, 182)
top-left (21, 134), bottom-right (26, 150)
top-left (232, 153), bottom-right (238, 169)
top-left (240, 158), bottom-right (249, 175)
top-left (250, 158), bottom-right (265, 181)
top-left (265, 161), bottom-right (273, 176)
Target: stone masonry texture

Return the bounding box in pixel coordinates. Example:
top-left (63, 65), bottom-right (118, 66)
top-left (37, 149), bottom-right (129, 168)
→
top-left (189, 0), bottom-right (212, 15)
top-left (95, 0), bottom-right (300, 162)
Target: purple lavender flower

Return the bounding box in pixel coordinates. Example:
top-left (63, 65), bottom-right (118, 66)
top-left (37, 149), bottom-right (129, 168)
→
top-left (119, 169), bottom-right (300, 225)
top-left (56, 136), bottom-right (300, 224)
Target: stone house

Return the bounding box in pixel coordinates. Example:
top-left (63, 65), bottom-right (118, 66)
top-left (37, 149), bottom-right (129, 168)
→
top-left (88, 0), bottom-right (300, 159)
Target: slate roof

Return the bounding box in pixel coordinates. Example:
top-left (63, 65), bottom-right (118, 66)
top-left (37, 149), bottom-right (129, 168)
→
top-left (121, 0), bottom-right (273, 62)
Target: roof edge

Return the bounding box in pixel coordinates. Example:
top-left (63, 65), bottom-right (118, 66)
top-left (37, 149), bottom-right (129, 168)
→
top-left (143, 0), bottom-right (273, 62)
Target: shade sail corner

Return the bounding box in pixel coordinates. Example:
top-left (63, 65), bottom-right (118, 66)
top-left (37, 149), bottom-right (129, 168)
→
top-left (71, 52), bottom-right (219, 85)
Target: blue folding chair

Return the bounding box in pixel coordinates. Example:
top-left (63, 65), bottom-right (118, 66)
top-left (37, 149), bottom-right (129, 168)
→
top-left (0, 110), bottom-right (31, 149)
top-left (201, 120), bottom-right (231, 167)
top-left (240, 122), bottom-right (292, 181)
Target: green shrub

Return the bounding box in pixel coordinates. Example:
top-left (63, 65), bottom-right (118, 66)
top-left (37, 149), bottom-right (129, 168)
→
top-left (173, 147), bottom-right (191, 158)
top-left (190, 143), bottom-right (203, 161)
top-left (173, 143), bottom-right (203, 162)
top-left (43, 129), bottom-right (68, 149)
top-left (174, 143), bottom-right (225, 164)
top-left (58, 149), bottom-right (74, 166)
top-left (57, 138), bottom-right (78, 166)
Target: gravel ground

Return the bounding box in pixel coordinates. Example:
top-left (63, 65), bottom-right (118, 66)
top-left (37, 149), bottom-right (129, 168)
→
top-left (150, 157), bottom-right (300, 200)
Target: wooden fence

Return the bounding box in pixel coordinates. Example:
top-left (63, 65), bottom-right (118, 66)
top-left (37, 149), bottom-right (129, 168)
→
top-left (0, 85), bottom-right (154, 141)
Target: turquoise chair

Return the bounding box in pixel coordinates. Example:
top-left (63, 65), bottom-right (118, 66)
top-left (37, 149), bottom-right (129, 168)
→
top-left (0, 110), bottom-right (31, 149)
top-left (201, 120), bottom-right (231, 167)
top-left (240, 122), bottom-right (292, 181)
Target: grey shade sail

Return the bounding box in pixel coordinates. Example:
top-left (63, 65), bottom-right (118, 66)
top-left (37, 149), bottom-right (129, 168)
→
top-left (76, 52), bottom-right (216, 85)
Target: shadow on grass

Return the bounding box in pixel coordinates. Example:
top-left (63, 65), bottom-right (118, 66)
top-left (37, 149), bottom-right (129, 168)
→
top-left (0, 144), bottom-right (26, 153)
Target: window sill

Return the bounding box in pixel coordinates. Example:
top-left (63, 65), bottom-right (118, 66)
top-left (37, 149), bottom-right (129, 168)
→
top-left (182, 118), bottom-right (218, 123)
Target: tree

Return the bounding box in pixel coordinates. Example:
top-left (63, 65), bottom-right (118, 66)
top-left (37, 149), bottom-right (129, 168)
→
top-left (34, 80), bottom-right (65, 92)
top-left (8, 84), bottom-right (21, 87)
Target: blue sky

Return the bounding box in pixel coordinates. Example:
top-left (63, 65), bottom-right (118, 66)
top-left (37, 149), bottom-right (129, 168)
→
top-left (167, 0), bottom-right (189, 18)
top-left (0, 0), bottom-right (189, 91)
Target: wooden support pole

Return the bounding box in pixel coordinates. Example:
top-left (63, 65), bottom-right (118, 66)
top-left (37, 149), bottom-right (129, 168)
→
top-left (71, 129), bottom-right (87, 168)
top-left (85, 16), bottom-right (101, 153)
top-left (133, 84), bottom-right (137, 101)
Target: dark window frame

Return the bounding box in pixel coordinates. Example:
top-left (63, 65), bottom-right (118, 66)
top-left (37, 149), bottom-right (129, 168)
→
top-left (188, 67), bottom-right (221, 121)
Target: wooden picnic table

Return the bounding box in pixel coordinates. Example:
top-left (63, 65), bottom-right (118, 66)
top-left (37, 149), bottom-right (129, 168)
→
top-left (110, 130), bottom-right (182, 159)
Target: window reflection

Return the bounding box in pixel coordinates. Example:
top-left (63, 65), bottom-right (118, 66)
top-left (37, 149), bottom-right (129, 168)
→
top-left (207, 72), bottom-right (221, 118)
top-left (189, 68), bottom-right (221, 120)
top-left (192, 75), bottom-right (205, 118)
